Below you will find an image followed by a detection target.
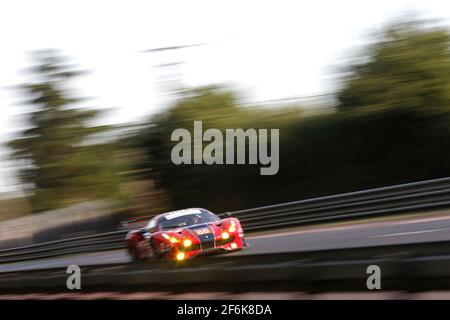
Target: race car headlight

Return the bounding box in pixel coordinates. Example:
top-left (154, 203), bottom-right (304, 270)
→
top-left (221, 232), bottom-right (230, 239)
top-left (183, 239), bottom-right (192, 247)
top-left (176, 252), bottom-right (185, 261)
top-left (170, 237), bottom-right (179, 244)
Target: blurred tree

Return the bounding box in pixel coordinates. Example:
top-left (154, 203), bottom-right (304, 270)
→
top-left (9, 50), bottom-right (122, 212)
top-left (338, 19), bottom-right (450, 114)
top-left (130, 19), bottom-right (450, 214)
top-left (134, 85), bottom-right (248, 193)
top-left (333, 19), bottom-right (450, 189)
top-left (132, 85), bottom-right (303, 211)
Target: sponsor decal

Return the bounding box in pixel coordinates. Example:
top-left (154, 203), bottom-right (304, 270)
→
top-left (165, 208), bottom-right (202, 220)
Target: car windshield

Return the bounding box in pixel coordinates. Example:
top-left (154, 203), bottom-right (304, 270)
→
top-left (159, 209), bottom-right (220, 230)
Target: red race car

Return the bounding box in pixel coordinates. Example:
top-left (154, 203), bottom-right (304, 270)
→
top-left (125, 208), bottom-right (247, 262)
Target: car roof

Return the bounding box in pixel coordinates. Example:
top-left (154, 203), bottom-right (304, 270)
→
top-left (145, 208), bottom-right (219, 230)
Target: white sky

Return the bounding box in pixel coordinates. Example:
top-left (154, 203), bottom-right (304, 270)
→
top-left (0, 0), bottom-right (450, 193)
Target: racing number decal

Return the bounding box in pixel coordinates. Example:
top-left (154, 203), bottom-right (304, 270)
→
top-left (195, 228), bottom-right (211, 235)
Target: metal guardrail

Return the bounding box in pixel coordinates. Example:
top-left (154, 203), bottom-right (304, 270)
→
top-left (1, 176), bottom-right (450, 264)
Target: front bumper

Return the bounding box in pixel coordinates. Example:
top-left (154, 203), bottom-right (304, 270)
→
top-left (166, 235), bottom-right (243, 260)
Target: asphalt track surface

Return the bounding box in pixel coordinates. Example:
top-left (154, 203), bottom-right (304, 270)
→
top-left (2, 212), bottom-right (450, 273)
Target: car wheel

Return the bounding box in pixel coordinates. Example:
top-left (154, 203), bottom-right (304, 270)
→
top-left (150, 239), bottom-right (163, 260)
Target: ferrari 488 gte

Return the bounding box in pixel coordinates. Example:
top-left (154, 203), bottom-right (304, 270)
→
top-left (126, 208), bottom-right (247, 261)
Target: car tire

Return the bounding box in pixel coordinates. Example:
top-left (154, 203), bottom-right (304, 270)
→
top-left (150, 239), bottom-right (163, 260)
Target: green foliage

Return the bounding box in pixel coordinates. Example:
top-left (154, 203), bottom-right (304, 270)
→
top-left (133, 86), bottom-right (293, 210)
top-left (338, 20), bottom-right (450, 114)
top-left (132, 20), bottom-right (450, 213)
top-left (9, 18), bottom-right (450, 215)
top-left (9, 50), bottom-right (122, 212)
